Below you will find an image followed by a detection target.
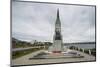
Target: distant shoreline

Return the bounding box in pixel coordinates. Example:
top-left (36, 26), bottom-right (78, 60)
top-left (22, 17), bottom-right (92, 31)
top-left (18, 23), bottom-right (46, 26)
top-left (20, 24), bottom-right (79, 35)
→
top-left (64, 42), bottom-right (96, 45)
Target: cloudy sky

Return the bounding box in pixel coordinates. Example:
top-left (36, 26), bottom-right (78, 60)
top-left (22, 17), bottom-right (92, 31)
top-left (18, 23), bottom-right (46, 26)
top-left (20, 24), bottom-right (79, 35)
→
top-left (12, 1), bottom-right (96, 43)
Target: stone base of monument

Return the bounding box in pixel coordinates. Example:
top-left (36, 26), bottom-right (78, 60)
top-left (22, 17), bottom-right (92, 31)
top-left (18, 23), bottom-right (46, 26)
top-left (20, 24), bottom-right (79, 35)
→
top-left (52, 51), bottom-right (62, 53)
top-left (29, 50), bottom-right (84, 60)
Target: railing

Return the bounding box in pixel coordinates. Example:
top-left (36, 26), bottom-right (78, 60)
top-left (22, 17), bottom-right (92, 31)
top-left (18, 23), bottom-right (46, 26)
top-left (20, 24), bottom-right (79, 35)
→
top-left (69, 46), bottom-right (96, 56)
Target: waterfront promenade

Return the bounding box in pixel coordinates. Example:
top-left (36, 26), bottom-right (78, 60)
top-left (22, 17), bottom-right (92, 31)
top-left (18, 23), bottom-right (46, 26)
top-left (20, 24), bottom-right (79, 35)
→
top-left (12, 49), bottom-right (95, 66)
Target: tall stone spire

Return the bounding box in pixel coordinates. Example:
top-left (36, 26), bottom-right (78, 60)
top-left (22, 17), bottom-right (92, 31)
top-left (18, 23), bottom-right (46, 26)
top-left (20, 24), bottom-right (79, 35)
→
top-left (50, 9), bottom-right (63, 53)
top-left (57, 9), bottom-right (59, 20)
top-left (48, 8), bottom-right (63, 53)
top-left (56, 9), bottom-right (61, 25)
top-left (55, 9), bottom-right (62, 40)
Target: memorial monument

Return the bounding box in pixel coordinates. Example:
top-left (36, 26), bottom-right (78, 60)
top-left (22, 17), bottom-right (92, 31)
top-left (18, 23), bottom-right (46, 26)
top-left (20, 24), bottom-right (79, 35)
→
top-left (50, 9), bottom-right (63, 53)
top-left (30, 9), bottom-right (83, 59)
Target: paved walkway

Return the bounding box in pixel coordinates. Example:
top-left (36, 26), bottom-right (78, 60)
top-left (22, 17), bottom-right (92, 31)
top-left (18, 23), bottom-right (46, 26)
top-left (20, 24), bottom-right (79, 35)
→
top-left (12, 49), bottom-right (95, 66)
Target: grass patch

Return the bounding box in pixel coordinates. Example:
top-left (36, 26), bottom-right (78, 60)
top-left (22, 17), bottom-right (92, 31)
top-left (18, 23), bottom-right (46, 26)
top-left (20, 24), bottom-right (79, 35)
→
top-left (90, 48), bottom-right (96, 56)
top-left (84, 49), bottom-right (89, 54)
top-left (84, 48), bottom-right (96, 56)
top-left (12, 48), bottom-right (42, 59)
top-left (79, 48), bottom-right (83, 52)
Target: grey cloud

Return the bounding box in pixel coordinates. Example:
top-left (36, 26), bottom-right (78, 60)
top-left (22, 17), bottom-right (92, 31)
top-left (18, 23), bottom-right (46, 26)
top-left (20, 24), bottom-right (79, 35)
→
top-left (12, 1), bottom-right (95, 43)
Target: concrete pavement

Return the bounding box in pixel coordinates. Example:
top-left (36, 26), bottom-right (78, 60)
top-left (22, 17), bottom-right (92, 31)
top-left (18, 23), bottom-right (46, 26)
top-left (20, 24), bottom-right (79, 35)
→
top-left (12, 49), bottom-right (95, 66)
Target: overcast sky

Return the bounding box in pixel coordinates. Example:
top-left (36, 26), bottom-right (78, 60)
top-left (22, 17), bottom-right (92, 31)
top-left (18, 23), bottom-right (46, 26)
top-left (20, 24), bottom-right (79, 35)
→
top-left (12, 1), bottom-right (96, 43)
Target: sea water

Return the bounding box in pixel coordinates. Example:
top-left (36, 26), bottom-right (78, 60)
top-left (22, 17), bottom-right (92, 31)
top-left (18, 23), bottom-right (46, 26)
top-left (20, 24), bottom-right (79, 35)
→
top-left (64, 44), bottom-right (95, 49)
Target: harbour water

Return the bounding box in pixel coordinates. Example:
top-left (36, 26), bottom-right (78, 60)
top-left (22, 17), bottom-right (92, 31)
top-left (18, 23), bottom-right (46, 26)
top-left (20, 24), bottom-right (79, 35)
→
top-left (64, 44), bottom-right (96, 49)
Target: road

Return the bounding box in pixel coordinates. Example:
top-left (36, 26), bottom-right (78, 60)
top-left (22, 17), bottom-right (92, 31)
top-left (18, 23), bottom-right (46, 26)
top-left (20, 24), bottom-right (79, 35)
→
top-left (12, 49), bottom-right (95, 66)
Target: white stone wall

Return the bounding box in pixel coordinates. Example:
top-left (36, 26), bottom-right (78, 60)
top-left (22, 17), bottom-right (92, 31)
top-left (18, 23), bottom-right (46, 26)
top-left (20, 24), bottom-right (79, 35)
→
top-left (48, 40), bottom-right (63, 52)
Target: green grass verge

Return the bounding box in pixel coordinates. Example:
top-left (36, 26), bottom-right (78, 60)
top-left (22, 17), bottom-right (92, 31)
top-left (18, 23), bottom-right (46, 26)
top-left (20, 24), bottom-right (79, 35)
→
top-left (12, 48), bottom-right (42, 59)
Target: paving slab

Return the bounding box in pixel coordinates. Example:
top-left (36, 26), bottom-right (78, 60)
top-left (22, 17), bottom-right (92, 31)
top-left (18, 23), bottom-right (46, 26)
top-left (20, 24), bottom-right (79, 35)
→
top-left (12, 49), bottom-right (95, 66)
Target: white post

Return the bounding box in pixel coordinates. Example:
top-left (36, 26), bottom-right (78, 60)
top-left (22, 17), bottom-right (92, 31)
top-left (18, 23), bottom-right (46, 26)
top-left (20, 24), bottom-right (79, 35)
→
top-left (44, 46), bottom-right (45, 49)
top-left (82, 49), bottom-right (84, 53)
top-left (89, 49), bottom-right (91, 55)
top-left (78, 48), bottom-right (80, 51)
